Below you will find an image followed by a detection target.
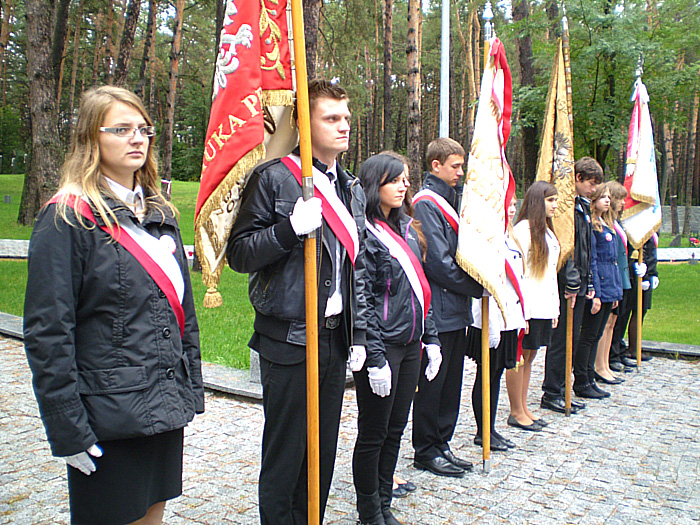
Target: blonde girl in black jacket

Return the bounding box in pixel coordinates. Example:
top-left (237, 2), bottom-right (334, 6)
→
top-left (24, 86), bottom-right (204, 525)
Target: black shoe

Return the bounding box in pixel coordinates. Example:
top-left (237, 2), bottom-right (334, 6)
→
top-left (594, 372), bottom-right (624, 385)
top-left (540, 395), bottom-right (579, 414)
top-left (574, 384), bottom-right (607, 399)
top-left (609, 360), bottom-right (624, 372)
top-left (397, 480), bottom-right (416, 492)
top-left (570, 398), bottom-right (586, 410)
top-left (473, 434), bottom-right (509, 452)
top-left (620, 355), bottom-right (638, 367)
top-left (531, 418), bottom-right (549, 428)
top-left (392, 485), bottom-right (408, 499)
top-left (507, 414), bottom-right (542, 432)
top-left (591, 382), bottom-right (611, 397)
top-left (413, 456), bottom-right (465, 477)
top-left (382, 508), bottom-right (403, 525)
top-left (438, 448), bottom-right (474, 471)
top-left (492, 430), bottom-right (516, 449)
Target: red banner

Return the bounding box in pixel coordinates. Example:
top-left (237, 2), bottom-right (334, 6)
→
top-left (195, 0), bottom-right (295, 306)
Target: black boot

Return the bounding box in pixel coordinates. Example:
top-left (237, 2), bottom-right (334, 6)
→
top-left (379, 482), bottom-right (402, 525)
top-left (356, 490), bottom-right (385, 525)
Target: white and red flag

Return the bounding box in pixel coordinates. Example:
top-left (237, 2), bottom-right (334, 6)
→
top-left (195, 0), bottom-right (297, 306)
top-left (456, 38), bottom-right (516, 318)
top-left (621, 80), bottom-right (662, 249)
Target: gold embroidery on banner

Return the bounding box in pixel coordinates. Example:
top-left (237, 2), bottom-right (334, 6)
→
top-left (260, 0), bottom-right (285, 79)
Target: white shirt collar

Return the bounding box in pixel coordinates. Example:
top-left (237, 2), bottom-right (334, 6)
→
top-left (105, 176), bottom-right (145, 217)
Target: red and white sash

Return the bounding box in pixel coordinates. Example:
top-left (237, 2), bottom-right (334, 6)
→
top-left (48, 194), bottom-right (186, 337)
top-left (413, 189), bottom-right (459, 234)
top-left (282, 155), bottom-right (359, 265)
top-left (613, 221), bottom-right (628, 256)
top-left (366, 220), bottom-right (431, 319)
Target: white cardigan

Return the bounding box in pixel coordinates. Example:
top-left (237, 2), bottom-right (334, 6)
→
top-left (512, 220), bottom-right (560, 320)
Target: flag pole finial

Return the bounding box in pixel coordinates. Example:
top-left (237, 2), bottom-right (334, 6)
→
top-left (635, 53), bottom-right (644, 81)
top-left (561, 3), bottom-right (569, 34)
top-left (483, 1), bottom-right (494, 41)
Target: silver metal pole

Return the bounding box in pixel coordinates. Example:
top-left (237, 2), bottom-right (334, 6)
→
top-left (439, 0), bottom-right (450, 137)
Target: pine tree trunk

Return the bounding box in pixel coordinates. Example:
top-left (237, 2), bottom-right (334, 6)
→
top-left (383, 0), bottom-right (393, 150)
top-left (683, 95), bottom-right (698, 235)
top-left (113, 0), bottom-right (141, 87)
top-left (303, 0), bottom-right (321, 80)
top-left (104, 0), bottom-right (115, 83)
top-left (67, 0), bottom-right (84, 127)
top-left (663, 122), bottom-right (679, 235)
top-left (406, 0), bottom-right (422, 191)
top-left (135, 0), bottom-right (157, 98)
top-left (162, 0), bottom-right (185, 183)
top-left (20, 0), bottom-right (63, 224)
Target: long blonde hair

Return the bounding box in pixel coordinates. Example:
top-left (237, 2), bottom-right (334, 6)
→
top-left (590, 183), bottom-right (613, 232)
top-left (57, 86), bottom-right (175, 228)
top-left (605, 180), bottom-right (627, 223)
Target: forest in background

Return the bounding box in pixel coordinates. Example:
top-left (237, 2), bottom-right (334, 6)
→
top-left (2, 0), bottom-right (699, 233)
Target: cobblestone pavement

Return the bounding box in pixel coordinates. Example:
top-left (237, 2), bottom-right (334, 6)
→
top-left (2, 335), bottom-right (699, 524)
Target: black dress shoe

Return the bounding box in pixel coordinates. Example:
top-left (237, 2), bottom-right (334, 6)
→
top-left (570, 398), bottom-right (586, 410)
top-left (507, 414), bottom-right (542, 432)
top-left (540, 395), bottom-right (579, 414)
top-left (492, 430), bottom-right (516, 449)
top-left (473, 434), bottom-right (509, 451)
top-left (397, 481), bottom-right (416, 492)
top-left (392, 485), bottom-right (408, 499)
top-left (439, 448), bottom-right (474, 471)
top-left (594, 372), bottom-right (624, 385)
top-left (532, 418), bottom-right (549, 428)
top-left (620, 355), bottom-right (638, 367)
top-left (413, 456), bottom-right (465, 477)
top-left (609, 360), bottom-right (624, 372)
top-left (591, 382), bottom-right (611, 397)
top-left (574, 384), bottom-right (608, 399)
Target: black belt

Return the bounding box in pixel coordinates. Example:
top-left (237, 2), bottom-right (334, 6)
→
top-left (322, 314), bottom-right (341, 330)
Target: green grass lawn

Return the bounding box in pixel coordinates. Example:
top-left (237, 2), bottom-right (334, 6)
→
top-left (2, 175), bottom-right (699, 369)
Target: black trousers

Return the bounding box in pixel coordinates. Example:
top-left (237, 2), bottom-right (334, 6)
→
top-left (412, 329), bottom-right (467, 461)
top-left (542, 282), bottom-right (585, 398)
top-left (573, 301), bottom-right (613, 389)
top-left (258, 327), bottom-right (346, 525)
top-left (610, 289), bottom-right (632, 362)
top-left (471, 346), bottom-right (505, 437)
top-left (353, 342), bottom-right (421, 507)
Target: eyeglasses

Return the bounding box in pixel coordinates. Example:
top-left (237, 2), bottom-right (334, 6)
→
top-left (100, 126), bottom-right (156, 138)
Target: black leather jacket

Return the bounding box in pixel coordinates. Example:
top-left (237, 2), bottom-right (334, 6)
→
top-left (412, 174), bottom-right (483, 332)
top-left (24, 194), bottom-right (204, 457)
top-left (561, 196), bottom-right (597, 296)
top-left (226, 157), bottom-right (368, 362)
top-left (364, 216), bottom-right (440, 368)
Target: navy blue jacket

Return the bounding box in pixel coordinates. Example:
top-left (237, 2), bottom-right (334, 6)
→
top-left (591, 221), bottom-right (623, 303)
top-left (412, 174), bottom-right (482, 332)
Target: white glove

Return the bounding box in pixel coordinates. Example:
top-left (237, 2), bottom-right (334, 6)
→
top-left (634, 262), bottom-right (647, 277)
top-left (424, 344), bottom-right (442, 381)
top-left (489, 332), bottom-right (501, 349)
top-left (367, 363), bottom-right (392, 397)
top-left (651, 276), bottom-right (659, 289)
top-left (348, 345), bottom-right (367, 372)
top-left (641, 280), bottom-right (650, 291)
top-left (64, 444), bottom-right (103, 475)
top-left (289, 196), bottom-right (322, 236)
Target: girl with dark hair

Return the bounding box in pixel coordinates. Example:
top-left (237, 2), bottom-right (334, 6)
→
top-left (506, 181), bottom-right (561, 431)
top-left (573, 184), bottom-right (623, 399)
top-left (23, 86), bottom-right (204, 524)
top-left (352, 153), bottom-right (440, 525)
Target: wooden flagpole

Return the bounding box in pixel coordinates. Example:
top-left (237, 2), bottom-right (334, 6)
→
top-left (289, 0), bottom-right (321, 522)
top-left (481, 1), bottom-right (493, 473)
top-left (561, 5), bottom-right (574, 416)
top-left (636, 250), bottom-right (643, 368)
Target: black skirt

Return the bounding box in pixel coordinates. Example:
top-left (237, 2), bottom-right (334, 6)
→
top-left (522, 318), bottom-right (553, 350)
top-left (465, 327), bottom-right (518, 370)
top-left (68, 428), bottom-right (184, 525)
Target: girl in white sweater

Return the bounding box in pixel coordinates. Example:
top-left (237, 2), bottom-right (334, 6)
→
top-left (506, 181), bottom-right (560, 431)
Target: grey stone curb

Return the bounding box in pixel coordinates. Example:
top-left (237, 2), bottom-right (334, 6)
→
top-left (2, 311), bottom-right (697, 404)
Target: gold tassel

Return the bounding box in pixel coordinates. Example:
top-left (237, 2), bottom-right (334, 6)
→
top-left (203, 287), bottom-right (223, 308)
